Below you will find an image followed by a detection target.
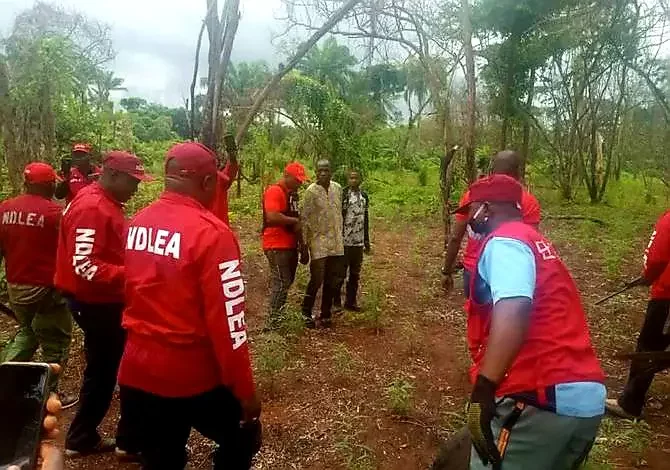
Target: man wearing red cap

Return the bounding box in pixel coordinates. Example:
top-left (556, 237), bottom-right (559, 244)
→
top-left (443, 150), bottom-right (541, 296)
top-left (210, 134), bottom-right (239, 226)
top-left (262, 162), bottom-right (309, 328)
top-left (118, 142), bottom-right (260, 469)
top-left (55, 143), bottom-right (100, 204)
top-left (0, 163), bottom-right (74, 403)
top-left (55, 151), bottom-right (151, 458)
top-left (455, 175), bottom-right (605, 469)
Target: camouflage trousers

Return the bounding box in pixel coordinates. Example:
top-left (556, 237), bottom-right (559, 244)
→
top-left (0, 284), bottom-right (72, 388)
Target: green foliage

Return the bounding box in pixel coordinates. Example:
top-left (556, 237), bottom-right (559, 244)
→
top-left (385, 377), bottom-right (414, 416)
top-left (254, 332), bottom-right (290, 382)
top-left (332, 343), bottom-right (356, 377)
top-left (273, 305), bottom-right (306, 338)
top-left (334, 437), bottom-right (376, 470)
top-left (585, 417), bottom-right (651, 468)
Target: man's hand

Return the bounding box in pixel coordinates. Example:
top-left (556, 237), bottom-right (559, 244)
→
top-left (299, 245), bottom-right (310, 265)
top-left (466, 375), bottom-right (501, 468)
top-left (240, 393), bottom-right (261, 425)
top-left (9, 366), bottom-right (64, 470)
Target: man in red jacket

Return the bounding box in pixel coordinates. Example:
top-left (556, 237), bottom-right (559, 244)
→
top-left (210, 134), bottom-right (239, 226)
top-left (55, 151), bottom-right (151, 457)
top-left (0, 163), bottom-right (73, 401)
top-left (606, 211), bottom-right (670, 419)
top-left (442, 150), bottom-right (541, 296)
top-left (456, 175), bottom-right (604, 469)
top-left (119, 142), bottom-right (260, 470)
top-left (55, 143), bottom-right (100, 204)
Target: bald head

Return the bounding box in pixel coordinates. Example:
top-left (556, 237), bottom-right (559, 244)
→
top-left (164, 158), bottom-right (217, 207)
top-left (491, 150), bottom-right (522, 181)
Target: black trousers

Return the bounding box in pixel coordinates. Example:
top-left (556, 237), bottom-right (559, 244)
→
top-left (619, 299), bottom-right (670, 416)
top-left (265, 249), bottom-right (298, 320)
top-left (119, 386), bottom-right (261, 470)
top-left (65, 300), bottom-right (130, 451)
top-left (302, 255), bottom-right (345, 320)
top-left (335, 246), bottom-right (364, 308)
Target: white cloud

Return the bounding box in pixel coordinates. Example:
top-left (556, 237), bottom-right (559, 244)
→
top-left (1, 0), bottom-right (285, 106)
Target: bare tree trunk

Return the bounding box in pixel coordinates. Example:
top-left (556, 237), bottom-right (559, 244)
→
top-left (235, 0), bottom-right (362, 145)
top-left (201, 0), bottom-right (222, 150)
top-left (521, 68), bottom-right (536, 180)
top-left (461, 0), bottom-right (476, 184)
top-left (190, 20), bottom-right (207, 140)
top-left (441, 146), bottom-right (459, 255)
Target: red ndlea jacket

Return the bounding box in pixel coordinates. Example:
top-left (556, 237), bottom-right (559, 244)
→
top-left (457, 189), bottom-right (541, 272)
top-left (210, 161), bottom-right (239, 226)
top-left (0, 194), bottom-right (62, 287)
top-left (65, 166), bottom-right (100, 204)
top-left (54, 183), bottom-right (125, 303)
top-left (467, 221), bottom-right (604, 398)
top-left (643, 211), bottom-right (670, 299)
top-left (118, 191), bottom-right (255, 401)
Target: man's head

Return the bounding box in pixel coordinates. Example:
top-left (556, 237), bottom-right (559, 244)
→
top-left (348, 170), bottom-right (361, 190)
top-left (454, 174), bottom-right (523, 235)
top-left (99, 151), bottom-right (151, 204)
top-left (283, 162), bottom-right (308, 192)
top-left (23, 162), bottom-right (59, 199)
top-left (71, 143), bottom-right (92, 173)
top-left (164, 142), bottom-right (218, 207)
top-left (316, 159), bottom-right (331, 187)
top-left (491, 150), bottom-right (522, 181)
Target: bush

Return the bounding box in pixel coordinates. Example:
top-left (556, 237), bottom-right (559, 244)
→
top-left (386, 377), bottom-right (414, 416)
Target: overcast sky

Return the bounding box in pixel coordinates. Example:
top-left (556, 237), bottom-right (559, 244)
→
top-left (1, 0), bottom-right (286, 106)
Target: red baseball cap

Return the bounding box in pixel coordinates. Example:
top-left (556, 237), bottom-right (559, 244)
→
top-left (165, 142), bottom-right (218, 177)
top-left (72, 143), bottom-right (92, 154)
top-left (285, 162), bottom-right (308, 183)
top-left (103, 151), bottom-right (152, 181)
top-left (454, 174), bottom-right (522, 215)
top-left (24, 162), bottom-right (60, 184)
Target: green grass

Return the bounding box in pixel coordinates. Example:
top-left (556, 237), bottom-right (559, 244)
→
top-left (334, 437), bottom-right (376, 470)
top-left (584, 417), bottom-right (652, 469)
top-left (332, 342), bottom-right (356, 377)
top-left (386, 376), bottom-right (414, 416)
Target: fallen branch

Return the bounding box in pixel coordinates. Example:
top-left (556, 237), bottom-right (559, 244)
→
top-left (545, 215), bottom-right (607, 226)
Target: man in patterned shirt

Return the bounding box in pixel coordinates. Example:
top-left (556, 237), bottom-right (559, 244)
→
top-left (335, 170), bottom-right (370, 311)
top-left (301, 160), bottom-right (344, 328)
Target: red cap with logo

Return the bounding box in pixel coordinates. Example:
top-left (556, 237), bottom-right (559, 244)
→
top-left (285, 162), bottom-right (308, 183)
top-left (72, 143), bottom-right (92, 154)
top-left (24, 162), bottom-right (60, 184)
top-left (454, 174), bottom-right (522, 215)
top-left (103, 151), bottom-right (152, 181)
top-left (165, 142), bottom-right (218, 176)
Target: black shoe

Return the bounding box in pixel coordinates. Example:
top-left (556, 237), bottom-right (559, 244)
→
top-left (304, 317), bottom-right (316, 329)
top-left (115, 447), bottom-right (142, 462)
top-left (59, 392), bottom-right (80, 410)
top-left (344, 304), bottom-right (361, 312)
top-left (320, 318), bottom-right (333, 328)
top-left (66, 438), bottom-right (116, 458)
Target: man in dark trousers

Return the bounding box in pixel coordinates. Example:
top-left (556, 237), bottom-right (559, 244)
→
top-left (443, 150), bottom-right (541, 296)
top-left (0, 163), bottom-right (75, 407)
top-left (335, 170), bottom-right (370, 311)
top-left (606, 211), bottom-right (670, 419)
top-left (456, 175), bottom-right (605, 469)
top-left (210, 134), bottom-right (239, 226)
top-left (55, 143), bottom-right (100, 204)
top-left (301, 160), bottom-right (344, 328)
top-left (262, 162), bottom-right (308, 328)
top-left (55, 151), bottom-right (151, 457)
top-left (119, 142), bottom-right (261, 470)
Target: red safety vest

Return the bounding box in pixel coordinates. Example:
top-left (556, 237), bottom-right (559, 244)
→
top-left (466, 221), bottom-right (604, 401)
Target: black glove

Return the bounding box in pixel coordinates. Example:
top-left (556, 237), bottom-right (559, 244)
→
top-left (467, 374), bottom-right (501, 468)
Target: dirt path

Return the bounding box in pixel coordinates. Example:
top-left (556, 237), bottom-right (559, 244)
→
top-left (1, 216), bottom-right (668, 469)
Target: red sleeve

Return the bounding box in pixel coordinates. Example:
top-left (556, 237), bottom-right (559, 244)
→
top-left (200, 226), bottom-right (255, 401)
top-left (71, 206), bottom-right (125, 286)
top-left (455, 190), bottom-right (470, 222)
top-left (68, 169), bottom-right (88, 199)
top-left (644, 213), bottom-right (670, 282)
top-left (263, 186), bottom-right (285, 213)
top-left (218, 162), bottom-right (239, 192)
top-left (521, 191), bottom-right (541, 226)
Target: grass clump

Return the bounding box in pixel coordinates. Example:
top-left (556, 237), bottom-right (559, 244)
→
top-left (334, 438), bottom-right (376, 470)
top-left (386, 376), bottom-right (414, 416)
